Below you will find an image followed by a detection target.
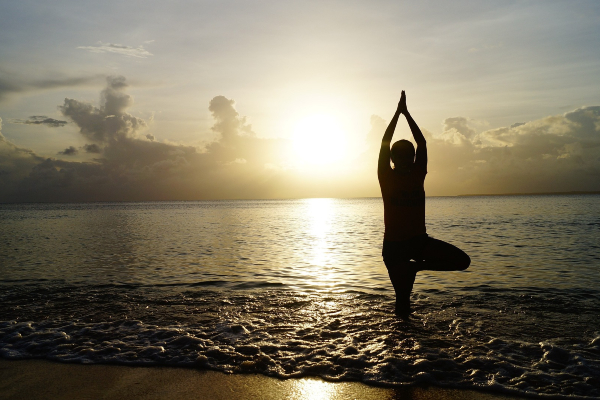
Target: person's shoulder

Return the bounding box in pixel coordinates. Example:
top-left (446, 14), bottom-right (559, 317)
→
top-left (379, 166), bottom-right (398, 187)
top-left (378, 164), bottom-right (394, 177)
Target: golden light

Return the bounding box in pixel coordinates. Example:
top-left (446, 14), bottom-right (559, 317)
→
top-left (298, 198), bottom-right (340, 290)
top-left (290, 378), bottom-right (337, 400)
top-left (306, 198), bottom-right (333, 268)
top-left (287, 198), bottom-right (339, 293)
top-left (292, 114), bottom-right (346, 166)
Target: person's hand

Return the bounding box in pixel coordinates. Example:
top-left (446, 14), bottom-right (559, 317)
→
top-left (398, 90), bottom-right (407, 114)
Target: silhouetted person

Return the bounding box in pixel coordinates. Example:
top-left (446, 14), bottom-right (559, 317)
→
top-left (378, 91), bottom-right (470, 318)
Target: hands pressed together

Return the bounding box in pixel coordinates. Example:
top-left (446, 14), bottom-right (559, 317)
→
top-left (398, 90), bottom-right (408, 114)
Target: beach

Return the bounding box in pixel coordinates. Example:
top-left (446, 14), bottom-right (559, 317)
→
top-left (0, 359), bottom-right (521, 400)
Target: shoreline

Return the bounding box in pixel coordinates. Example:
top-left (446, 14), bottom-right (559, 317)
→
top-left (0, 359), bottom-right (524, 400)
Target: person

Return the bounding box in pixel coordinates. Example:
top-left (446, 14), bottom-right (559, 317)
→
top-left (378, 90), bottom-right (470, 318)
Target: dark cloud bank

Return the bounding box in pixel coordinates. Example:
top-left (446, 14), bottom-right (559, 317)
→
top-left (1, 76), bottom-right (599, 202)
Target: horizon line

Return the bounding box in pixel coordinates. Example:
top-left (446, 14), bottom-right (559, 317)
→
top-left (1, 191), bottom-right (599, 205)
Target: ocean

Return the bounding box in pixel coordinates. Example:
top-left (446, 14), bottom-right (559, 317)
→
top-left (1, 196), bottom-right (599, 398)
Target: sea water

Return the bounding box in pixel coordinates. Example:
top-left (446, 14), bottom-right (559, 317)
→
top-left (1, 196), bottom-right (599, 398)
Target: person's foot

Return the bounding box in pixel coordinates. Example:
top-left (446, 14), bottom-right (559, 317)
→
top-left (394, 269), bottom-right (416, 319)
top-left (395, 297), bottom-right (411, 319)
top-left (387, 262), bottom-right (417, 319)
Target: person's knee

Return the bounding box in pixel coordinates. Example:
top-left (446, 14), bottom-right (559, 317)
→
top-left (457, 253), bottom-right (471, 271)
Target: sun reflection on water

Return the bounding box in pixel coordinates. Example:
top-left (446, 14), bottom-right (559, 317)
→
top-left (290, 378), bottom-right (337, 400)
top-left (302, 198), bottom-right (338, 288)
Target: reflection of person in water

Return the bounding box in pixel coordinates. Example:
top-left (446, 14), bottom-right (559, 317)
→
top-left (378, 91), bottom-right (470, 318)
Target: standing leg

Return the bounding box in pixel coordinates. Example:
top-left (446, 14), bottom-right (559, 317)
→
top-left (385, 261), bottom-right (417, 319)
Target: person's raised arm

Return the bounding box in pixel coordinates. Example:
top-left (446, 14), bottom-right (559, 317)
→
top-left (378, 92), bottom-right (404, 177)
top-left (398, 91), bottom-right (425, 146)
top-left (404, 112), bottom-right (425, 146)
top-left (399, 92), bottom-right (427, 172)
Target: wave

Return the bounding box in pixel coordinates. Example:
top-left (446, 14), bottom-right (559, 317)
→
top-left (1, 284), bottom-right (599, 398)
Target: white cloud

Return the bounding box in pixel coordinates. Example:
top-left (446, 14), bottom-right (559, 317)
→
top-left (77, 42), bottom-right (153, 58)
top-left (441, 116), bottom-right (477, 145)
top-left (425, 106), bottom-right (600, 195)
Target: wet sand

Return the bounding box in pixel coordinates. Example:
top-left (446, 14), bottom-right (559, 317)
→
top-left (0, 359), bottom-right (523, 400)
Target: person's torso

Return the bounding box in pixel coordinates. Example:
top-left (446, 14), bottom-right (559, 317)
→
top-left (379, 168), bottom-right (426, 241)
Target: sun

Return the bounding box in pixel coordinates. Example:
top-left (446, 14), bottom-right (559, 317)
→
top-left (291, 114), bottom-right (346, 166)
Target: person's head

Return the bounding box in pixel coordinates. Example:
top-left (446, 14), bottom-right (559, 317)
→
top-left (390, 140), bottom-right (415, 169)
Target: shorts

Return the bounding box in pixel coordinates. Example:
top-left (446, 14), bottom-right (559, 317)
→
top-left (382, 234), bottom-right (429, 268)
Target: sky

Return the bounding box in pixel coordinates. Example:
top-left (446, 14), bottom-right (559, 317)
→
top-left (1, 0), bottom-right (600, 202)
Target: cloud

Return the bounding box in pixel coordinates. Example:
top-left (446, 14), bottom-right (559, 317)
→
top-left (0, 76), bottom-right (295, 202)
top-left (0, 70), bottom-right (98, 103)
top-left (441, 117), bottom-right (477, 145)
top-left (83, 144), bottom-right (102, 153)
top-left (11, 116), bottom-right (68, 127)
top-left (424, 106), bottom-right (600, 195)
top-left (58, 146), bottom-right (78, 156)
top-left (0, 73), bottom-right (23, 101)
top-left (59, 76), bottom-right (147, 143)
top-left (77, 42), bottom-right (153, 58)
top-left (1, 76), bottom-right (598, 203)
top-left (0, 118), bottom-right (45, 198)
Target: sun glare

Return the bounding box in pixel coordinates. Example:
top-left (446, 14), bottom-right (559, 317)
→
top-left (292, 114), bottom-right (346, 166)
top-left (290, 378), bottom-right (337, 400)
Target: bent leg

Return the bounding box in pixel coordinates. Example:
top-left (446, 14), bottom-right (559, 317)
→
top-left (417, 237), bottom-right (470, 272)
